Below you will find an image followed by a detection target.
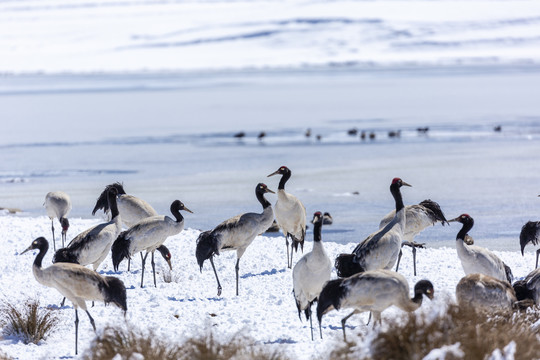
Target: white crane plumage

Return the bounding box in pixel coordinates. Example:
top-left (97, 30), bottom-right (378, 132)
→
top-left (268, 166), bottom-right (307, 268)
top-left (292, 211), bottom-right (333, 340)
top-left (449, 214), bottom-right (513, 283)
top-left (456, 273), bottom-right (517, 313)
top-left (53, 187), bottom-right (122, 271)
top-left (111, 200), bottom-right (192, 288)
top-left (196, 183), bottom-right (275, 296)
top-left (316, 269), bottom-right (434, 340)
top-left (44, 191), bottom-right (72, 251)
top-left (379, 199), bottom-right (448, 275)
top-left (335, 178), bottom-right (411, 278)
top-left (21, 237), bottom-right (127, 355)
top-left (92, 182), bottom-right (157, 228)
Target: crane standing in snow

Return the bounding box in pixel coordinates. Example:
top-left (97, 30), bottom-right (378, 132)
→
top-left (21, 237), bottom-right (127, 355)
top-left (268, 166), bottom-right (307, 268)
top-left (196, 183), bottom-right (275, 296)
top-left (44, 191), bottom-right (72, 251)
top-left (111, 199), bottom-right (192, 287)
top-left (293, 211), bottom-right (333, 340)
top-left (335, 178), bottom-right (411, 278)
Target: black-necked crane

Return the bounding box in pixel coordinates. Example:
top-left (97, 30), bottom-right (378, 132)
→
top-left (379, 199), bottom-right (448, 275)
top-left (456, 273), bottom-right (517, 313)
top-left (267, 166), bottom-right (307, 269)
top-left (111, 200), bottom-right (192, 288)
top-left (293, 211), bottom-right (333, 340)
top-left (449, 214), bottom-right (513, 283)
top-left (519, 196), bottom-right (540, 269)
top-left (53, 187), bottom-right (122, 271)
top-left (44, 191), bottom-right (72, 251)
top-left (196, 183), bottom-right (275, 296)
top-left (316, 269), bottom-right (434, 341)
top-left (21, 237), bottom-right (127, 355)
top-left (92, 182), bottom-right (157, 229)
top-left (513, 267), bottom-right (540, 306)
top-left (335, 178), bottom-right (411, 278)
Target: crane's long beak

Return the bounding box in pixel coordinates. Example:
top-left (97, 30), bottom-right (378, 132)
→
top-left (267, 170), bottom-right (280, 177)
top-left (402, 181), bottom-right (412, 187)
top-left (166, 259), bottom-right (172, 271)
top-left (20, 245), bottom-right (33, 255)
top-left (183, 207), bottom-right (194, 214)
top-left (266, 188), bottom-right (276, 194)
top-left (447, 217), bottom-right (460, 223)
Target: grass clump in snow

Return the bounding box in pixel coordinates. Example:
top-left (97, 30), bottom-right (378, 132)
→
top-left (0, 298), bottom-right (59, 345)
top-left (85, 325), bottom-right (287, 360)
top-left (328, 304), bottom-right (540, 360)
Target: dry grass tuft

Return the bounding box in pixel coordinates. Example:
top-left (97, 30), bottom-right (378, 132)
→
top-left (85, 325), bottom-right (287, 360)
top-left (329, 304), bottom-right (540, 360)
top-left (0, 299), bottom-right (59, 345)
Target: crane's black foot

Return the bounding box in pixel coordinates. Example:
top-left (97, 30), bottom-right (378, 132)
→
top-left (217, 286), bottom-right (222, 297)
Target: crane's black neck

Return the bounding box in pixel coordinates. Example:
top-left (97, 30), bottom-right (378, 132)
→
top-left (256, 189), bottom-right (272, 209)
top-left (278, 170), bottom-right (291, 190)
top-left (170, 201), bottom-right (184, 223)
top-left (108, 190), bottom-right (120, 219)
top-left (390, 183), bottom-right (405, 213)
top-left (34, 239), bottom-right (48, 269)
top-left (411, 291), bottom-right (424, 305)
top-left (313, 220), bottom-right (323, 242)
top-left (456, 219), bottom-right (474, 241)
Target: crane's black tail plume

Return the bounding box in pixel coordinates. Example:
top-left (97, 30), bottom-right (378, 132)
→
top-left (111, 231), bottom-right (131, 271)
top-left (52, 248), bottom-right (79, 264)
top-left (520, 221), bottom-right (540, 255)
top-left (419, 199), bottom-right (448, 225)
top-left (503, 263), bottom-right (514, 283)
top-left (334, 253), bottom-right (365, 278)
top-left (101, 276), bottom-right (128, 312)
top-left (92, 182), bottom-right (126, 216)
top-left (316, 279), bottom-right (348, 324)
top-left (196, 231), bottom-right (220, 271)
top-left (290, 231), bottom-right (305, 253)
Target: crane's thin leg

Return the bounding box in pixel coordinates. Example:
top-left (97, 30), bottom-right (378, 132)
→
top-left (209, 257), bottom-right (222, 296)
top-left (341, 310), bottom-right (358, 341)
top-left (412, 246), bottom-right (417, 276)
top-left (60, 297), bottom-right (66, 307)
top-left (128, 257), bottom-right (131, 272)
top-left (61, 231), bottom-right (66, 248)
top-left (286, 237), bottom-right (291, 269)
top-left (151, 251), bottom-right (156, 287)
top-left (85, 310), bottom-right (96, 331)
top-left (74, 309), bottom-right (79, 355)
top-left (366, 312), bottom-right (372, 326)
top-left (235, 258), bottom-right (240, 296)
top-left (308, 305), bottom-right (314, 341)
top-left (140, 252), bottom-right (149, 288)
top-left (536, 249), bottom-right (540, 269)
top-left (51, 220), bottom-right (56, 251)
top-left (395, 249), bottom-right (403, 272)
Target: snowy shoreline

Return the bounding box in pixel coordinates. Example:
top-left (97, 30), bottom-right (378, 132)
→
top-left (1, 215), bottom-right (537, 359)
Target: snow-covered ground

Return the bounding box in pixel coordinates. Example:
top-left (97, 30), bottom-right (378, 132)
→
top-left (0, 215), bottom-right (537, 359)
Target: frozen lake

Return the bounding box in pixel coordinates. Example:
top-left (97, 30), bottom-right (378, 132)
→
top-left (2, 68), bottom-right (540, 252)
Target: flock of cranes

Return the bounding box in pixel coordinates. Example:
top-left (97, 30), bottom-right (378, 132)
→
top-left (20, 166), bottom-right (540, 354)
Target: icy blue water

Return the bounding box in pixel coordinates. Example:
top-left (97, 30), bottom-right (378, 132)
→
top-left (1, 68), bottom-right (540, 252)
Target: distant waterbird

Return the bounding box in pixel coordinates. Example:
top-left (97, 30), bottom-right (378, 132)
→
top-left (21, 237), bottom-right (127, 355)
top-left (335, 178), bottom-right (411, 278)
top-left (111, 200), bottom-right (192, 288)
top-left (44, 191), bottom-right (72, 251)
top-left (268, 166), bottom-right (307, 269)
top-left (54, 187), bottom-right (122, 271)
top-left (316, 269), bottom-right (434, 341)
top-left (92, 182), bottom-right (157, 229)
top-left (196, 183), bottom-right (275, 296)
top-left (292, 212), bottom-right (332, 340)
top-left (449, 214), bottom-right (513, 283)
